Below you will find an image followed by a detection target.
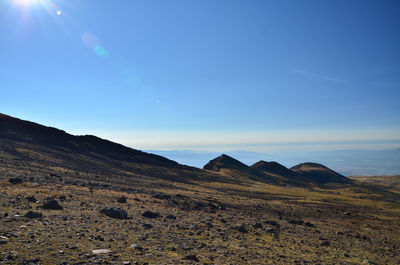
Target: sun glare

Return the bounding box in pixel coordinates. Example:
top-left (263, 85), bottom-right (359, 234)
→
top-left (13, 0), bottom-right (43, 6)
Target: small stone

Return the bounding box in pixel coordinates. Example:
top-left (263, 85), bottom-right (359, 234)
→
top-left (142, 223), bottom-right (153, 229)
top-left (142, 211), bottom-right (160, 219)
top-left (320, 239), bottom-right (330, 246)
top-left (234, 224), bottom-right (248, 233)
top-left (25, 211), bottom-right (43, 219)
top-left (92, 249), bottom-right (113, 254)
top-left (305, 221), bottom-right (315, 228)
top-left (184, 255), bottom-right (199, 262)
top-left (130, 244), bottom-right (143, 251)
top-left (117, 196), bottom-right (127, 203)
top-left (25, 196), bottom-right (37, 203)
top-left (153, 193), bottom-right (171, 200)
top-left (253, 222), bottom-right (263, 229)
top-left (9, 178), bottom-right (22, 184)
top-left (0, 236), bottom-right (9, 244)
top-left (362, 259), bottom-right (378, 265)
top-left (165, 214), bottom-right (176, 220)
top-left (263, 220), bottom-right (280, 227)
top-left (288, 220), bottom-right (304, 225)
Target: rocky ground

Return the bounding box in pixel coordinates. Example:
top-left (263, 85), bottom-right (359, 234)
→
top-left (1, 173), bottom-right (400, 265)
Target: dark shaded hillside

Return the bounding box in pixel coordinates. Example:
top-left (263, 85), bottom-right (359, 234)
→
top-left (291, 162), bottom-right (350, 184)
top-left (0, 113), bottom-right (229, 186)
top-left (251, 160), bottom-right (300, 179)
top-left (0, 113), bottom-right (179, 168)
top-left (249, 160), bottom-right (306, 186)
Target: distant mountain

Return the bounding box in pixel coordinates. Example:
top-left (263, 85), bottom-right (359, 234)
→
top-left (204, 154), bottom-right (351, 186)
top-left (251, 161), bottom-right (293, 176)
top-left (291, 162), bottom-right (350, 184)
top-left (203, 154), bottom-right (249, 171)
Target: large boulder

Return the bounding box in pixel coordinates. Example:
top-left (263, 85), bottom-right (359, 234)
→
top-left (42, 199), bottom-right (63, 210)
top-left (25, 196), bottom-right (37, 203)
top-left (25, 211), bottom-right (43, 219)
top-left (100, 207), bottom-right (128, 219)
top-left (9, 178), bottom-right (23, 184)
top-left (142, 211), bottom-right (160, 219)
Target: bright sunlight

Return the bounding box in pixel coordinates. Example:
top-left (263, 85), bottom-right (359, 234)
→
top-left (13, 0), bottom-right (43, 6)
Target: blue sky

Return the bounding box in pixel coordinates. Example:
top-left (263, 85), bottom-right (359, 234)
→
top-left (1, 0), bottom-right (400, 153)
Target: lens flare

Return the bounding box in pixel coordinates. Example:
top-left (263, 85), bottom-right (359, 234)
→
top-left (82, 32), bottom-right (109, 58)
top-left (94, 45), bottom-right (109, 57)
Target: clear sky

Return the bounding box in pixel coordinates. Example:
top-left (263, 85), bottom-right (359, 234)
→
top-left (1, 0), bottom-right (400, 152)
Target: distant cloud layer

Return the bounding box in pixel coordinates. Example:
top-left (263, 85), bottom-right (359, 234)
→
top-left (148, 148), bottom-right (400, 176)
top-left (69, 128), bottom-right (400, 152)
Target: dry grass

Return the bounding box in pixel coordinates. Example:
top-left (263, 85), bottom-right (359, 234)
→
top-left (1, 174), bottom-right (400, 265)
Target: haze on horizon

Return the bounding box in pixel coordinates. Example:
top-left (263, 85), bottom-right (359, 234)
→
top-left (1, 0), bottom-right (400, 159)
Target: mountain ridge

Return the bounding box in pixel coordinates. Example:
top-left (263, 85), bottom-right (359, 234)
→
top-left (0, 113), bottom-right (351, 186)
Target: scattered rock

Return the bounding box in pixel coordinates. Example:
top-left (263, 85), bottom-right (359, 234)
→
top-left (25, 196), bottom-right (37, 203)
top-left (288, 220), bottom-right (304, 225)
top-left (234, 224), bottom-right (248, 233)
top-left (253, 222), bottom-right (263, 229)
top-left (153, 193), bottom-right (171, 200)
top-left (92, 249), bottom-right (113, 254)
top-left (9, 178), bottom-right (22, 184)
top-left (165, 214), bottom-right (176, 220)
top-left (117, 196), bottom-right (127, 203)
top-left (24, 211), bottom-right (43, 219)
top-left (362, 259), bottom-right (378, 265)
top-left (130, 244), bottom-right (143, 251)
top-left (184, 255), bottom-right (199, 262)
top-left (142, 223), bottom-right (153, 229)
top-left (263, 220), bottom-right (280, 227)
top-left (42, 199), bottom-right (63, 210)
top-left (0, 236), bottom-right (9, 244)
top-left (319, 238), bottom-right (330, 246)
top-left (142, 211), bottom-right (160, 219)
top-left (194, 202), bottom-right (206, 210)
top-left (23, 258), bottom-right (40, 264)
top-left (305, 221), bottom-right (315, 228)
top-left (100, 207), bottom-right (128, 219)
top-left (265, 227), bottom-right (278, 234)
top-left (207, 202), bottom-right (218, 210)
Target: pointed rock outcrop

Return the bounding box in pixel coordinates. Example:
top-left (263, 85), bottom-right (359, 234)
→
top-left (203, 154), bottom-right (249, 171)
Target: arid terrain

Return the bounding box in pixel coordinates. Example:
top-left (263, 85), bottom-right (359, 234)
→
top-left (1, 114), bottom-right (400, 265)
